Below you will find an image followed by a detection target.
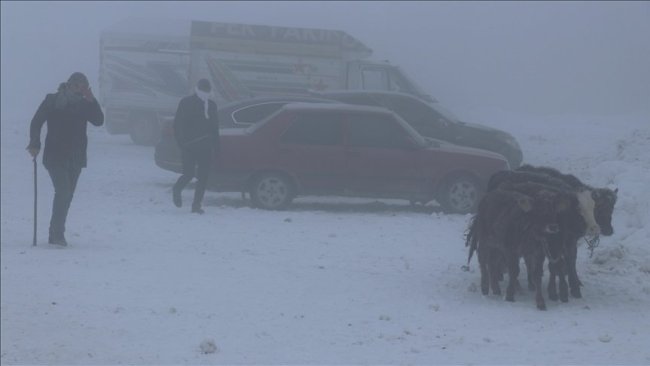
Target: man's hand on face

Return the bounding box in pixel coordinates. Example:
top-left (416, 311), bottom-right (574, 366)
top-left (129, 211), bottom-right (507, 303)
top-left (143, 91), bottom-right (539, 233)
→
top-left (81, 86), bottom-right (95, 102)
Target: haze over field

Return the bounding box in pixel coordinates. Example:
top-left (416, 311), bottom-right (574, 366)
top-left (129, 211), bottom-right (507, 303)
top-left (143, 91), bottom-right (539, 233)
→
top-left (2, 1), bottom-right (649, 121)
top-left (1, 1), bottom-right (649, 364)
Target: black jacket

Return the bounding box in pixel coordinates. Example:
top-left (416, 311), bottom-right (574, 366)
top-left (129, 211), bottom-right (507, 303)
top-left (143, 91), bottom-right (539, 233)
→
top-left (173, 94), bottom-right (219, 152)
top-left (29, 93), bottom-right (104, 169)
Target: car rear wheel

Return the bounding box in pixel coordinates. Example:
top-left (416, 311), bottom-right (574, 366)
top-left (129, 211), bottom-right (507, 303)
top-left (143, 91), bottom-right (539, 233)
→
top-left (250, 173), bottom-right (294, 210)
top-left (438, 175), bottom-right (481, 214)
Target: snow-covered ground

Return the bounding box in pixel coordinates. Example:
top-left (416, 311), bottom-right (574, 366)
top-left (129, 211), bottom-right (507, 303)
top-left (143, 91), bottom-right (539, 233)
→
top-left (1, 111), bottom-right (649, 364)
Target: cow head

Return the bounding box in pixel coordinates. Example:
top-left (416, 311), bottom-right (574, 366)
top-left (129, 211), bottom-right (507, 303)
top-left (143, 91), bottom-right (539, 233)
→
top-left (576, 189), bottom-right (601, 238)
top-left (591, 188), bottom-right (618, 236)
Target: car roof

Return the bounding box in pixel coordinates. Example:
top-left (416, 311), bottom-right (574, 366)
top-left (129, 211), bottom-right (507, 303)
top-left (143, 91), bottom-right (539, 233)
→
top-left (312, 89), bottom-right (438, 103)
top-left (281, 102), bottom-right (394, 114)
top-left (219, 96), bottom-right (338, 110)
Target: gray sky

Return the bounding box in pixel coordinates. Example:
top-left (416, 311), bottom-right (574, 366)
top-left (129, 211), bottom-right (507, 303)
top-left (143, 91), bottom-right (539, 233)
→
top-left (2, 1), bottom-right (649, 121)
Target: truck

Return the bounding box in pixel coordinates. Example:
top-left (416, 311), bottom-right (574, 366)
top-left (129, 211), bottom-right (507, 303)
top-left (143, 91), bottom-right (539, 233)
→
top-left (99, 18), bottom-right (433, 145)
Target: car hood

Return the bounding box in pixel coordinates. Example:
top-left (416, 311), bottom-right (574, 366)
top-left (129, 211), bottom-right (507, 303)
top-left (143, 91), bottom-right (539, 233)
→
top-left (448, 120), bottom-right (521, 164)
top-left (455, 120), bottom-right (513, 138)
top-left (423, 137), bottom-right (508, 162)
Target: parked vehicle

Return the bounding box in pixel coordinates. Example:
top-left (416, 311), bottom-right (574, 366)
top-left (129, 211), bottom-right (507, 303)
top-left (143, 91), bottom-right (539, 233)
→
top-left (155, 103), bottom-right (509, 213)
top-left (215, 96), bottom-right (339, 129)
top-left (310, 90), bottom-right (523, 168)
top-left (155, 96), bottom-right (339, 173)
top-left (100, 18), bottom-right (431, 145)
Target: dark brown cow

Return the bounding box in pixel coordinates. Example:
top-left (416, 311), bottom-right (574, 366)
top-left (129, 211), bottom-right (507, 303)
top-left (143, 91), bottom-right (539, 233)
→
top-left (517, 165), bottom-right (618, 298)
top-left (466, 181), bottom-right (571, 310)
top-left (466, 185), bottom-right (532, 296)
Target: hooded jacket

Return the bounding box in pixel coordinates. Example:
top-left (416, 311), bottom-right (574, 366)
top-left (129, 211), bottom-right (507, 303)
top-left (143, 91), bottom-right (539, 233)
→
top-left (29, 91), bottom-right (104, 169)
top-left (173, 93), bottom-right (220, 152)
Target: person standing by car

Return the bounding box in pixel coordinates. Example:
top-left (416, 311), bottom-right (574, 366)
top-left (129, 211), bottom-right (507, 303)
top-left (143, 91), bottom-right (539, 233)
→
top-left (172, 78), bottom-right (220, 214)
top-left (27, 72), bottom-right (105, 246)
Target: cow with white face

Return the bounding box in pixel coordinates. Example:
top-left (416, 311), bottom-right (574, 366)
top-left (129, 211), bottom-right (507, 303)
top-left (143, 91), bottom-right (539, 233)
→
top-left (516, 165), bottom-right (619, 299)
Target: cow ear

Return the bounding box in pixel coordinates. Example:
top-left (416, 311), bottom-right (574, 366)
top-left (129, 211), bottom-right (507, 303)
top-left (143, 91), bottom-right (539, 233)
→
top-left (516, 196), bottom-right (533, 212)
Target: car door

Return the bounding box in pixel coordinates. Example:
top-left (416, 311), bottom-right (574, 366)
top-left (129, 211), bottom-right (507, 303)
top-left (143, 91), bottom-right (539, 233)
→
top-left (343, 111), bottom-right (424, 196)
top-left (277, 111), bottom-right (347, 194)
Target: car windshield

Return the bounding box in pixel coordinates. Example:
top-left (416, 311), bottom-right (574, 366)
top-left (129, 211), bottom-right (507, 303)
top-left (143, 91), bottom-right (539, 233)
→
top-left (391, 66), bottom-right (432, 101)
top-left (430, 102), bottom-right (460, 123)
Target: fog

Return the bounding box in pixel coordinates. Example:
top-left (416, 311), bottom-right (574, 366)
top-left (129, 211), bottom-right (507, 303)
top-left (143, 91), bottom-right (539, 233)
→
top-left (2, 1), bottom-right (649, 121)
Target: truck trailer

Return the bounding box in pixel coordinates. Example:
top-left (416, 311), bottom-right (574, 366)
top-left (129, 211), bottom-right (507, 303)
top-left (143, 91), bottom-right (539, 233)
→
top-left (99, 18), bottom-right (431, 145)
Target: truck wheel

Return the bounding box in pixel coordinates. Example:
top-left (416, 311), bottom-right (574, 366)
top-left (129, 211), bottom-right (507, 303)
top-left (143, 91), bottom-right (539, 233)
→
top-left (438, 175), bottom-right (481, 214)
top-left (129, 113), bottom-right (160, 146)
top-left (250, 173), bottom-right (294, 210)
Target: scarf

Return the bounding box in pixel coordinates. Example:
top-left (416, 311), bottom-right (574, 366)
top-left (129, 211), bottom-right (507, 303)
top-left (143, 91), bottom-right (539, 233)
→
top-left (195, 87), bottom-right (211, 119)
top-left (54, 82), bottom-right (84, 110)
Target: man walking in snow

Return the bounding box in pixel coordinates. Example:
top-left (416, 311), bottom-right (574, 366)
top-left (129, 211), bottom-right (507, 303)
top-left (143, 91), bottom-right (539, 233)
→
top-left (27, 72), bottom-right (104, 246)
top-left (172, 78), bottom-right (220, 214)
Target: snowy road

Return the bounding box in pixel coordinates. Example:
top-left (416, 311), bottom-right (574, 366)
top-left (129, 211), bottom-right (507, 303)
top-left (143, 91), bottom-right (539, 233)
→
top-left (2, 113), bottom-right (650, 364)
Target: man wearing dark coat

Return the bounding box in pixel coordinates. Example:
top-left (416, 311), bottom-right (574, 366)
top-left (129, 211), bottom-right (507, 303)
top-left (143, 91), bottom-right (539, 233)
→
top-left (172, 78), bottom-right (220, 214)
top-left (27, 72), bottom-right (105, 246)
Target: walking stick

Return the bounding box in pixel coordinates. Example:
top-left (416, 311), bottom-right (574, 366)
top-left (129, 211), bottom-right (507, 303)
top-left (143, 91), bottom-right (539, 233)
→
top-left (33, 157), bottom-right (37, 246)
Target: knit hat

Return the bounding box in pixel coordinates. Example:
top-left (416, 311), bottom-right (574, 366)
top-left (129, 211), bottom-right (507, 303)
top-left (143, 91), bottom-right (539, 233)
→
top-left (67, 72), bottom-right (89, 87)
top-left (197, 78), bottom-right (211, 92)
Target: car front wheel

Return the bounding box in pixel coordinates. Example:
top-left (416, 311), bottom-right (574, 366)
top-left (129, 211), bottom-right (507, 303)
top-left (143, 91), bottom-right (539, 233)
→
top-left (250, 173), bottom-right (294, 210)
top-left (438, 175), bottom-right (481, 214)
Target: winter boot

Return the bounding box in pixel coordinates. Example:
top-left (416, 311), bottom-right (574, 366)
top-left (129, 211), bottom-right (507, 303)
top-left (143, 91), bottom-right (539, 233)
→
top-left (49, 234), bottom-right (68, 246)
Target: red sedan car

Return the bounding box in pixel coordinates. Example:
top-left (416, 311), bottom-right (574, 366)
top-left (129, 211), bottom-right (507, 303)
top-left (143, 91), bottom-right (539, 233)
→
top-left (155, 103), bottom-right (509, 213)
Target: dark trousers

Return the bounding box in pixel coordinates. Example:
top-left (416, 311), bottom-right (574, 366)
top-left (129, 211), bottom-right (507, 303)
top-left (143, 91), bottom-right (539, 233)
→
top-left (173, 148), bottom-right (212, 209)
top-left (46, 163), bottom-right (82, 238)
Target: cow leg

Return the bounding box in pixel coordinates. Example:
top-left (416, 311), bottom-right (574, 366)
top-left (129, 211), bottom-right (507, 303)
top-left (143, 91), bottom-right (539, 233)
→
top-left (532, 254), bottom-right (547, 310)
top-left (478, 244), bottom-right (490, 295)
top-left (489, 250), bottom-right (502, 296)
top-left (511, 257), bottom-right (524, 293)
top-left (566, 242), bottom-right (582, 298)
top-left (547, 262), bottom-right (559, 301)
top-left (525, 256), bottom-right (536, 291)
top-left (505, 253), bottom-right (519, 302)
top-left (558, 259), bottom-right (569, 302)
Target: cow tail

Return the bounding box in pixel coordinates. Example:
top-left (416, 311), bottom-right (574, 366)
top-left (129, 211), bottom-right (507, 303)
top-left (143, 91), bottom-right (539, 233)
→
top-left (465, 216), bottom-right (478, 266)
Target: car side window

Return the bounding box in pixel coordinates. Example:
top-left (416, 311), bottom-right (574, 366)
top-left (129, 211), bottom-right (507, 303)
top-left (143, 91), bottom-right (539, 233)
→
top-left (346, 113), bottom-right (410, 149)
top-left (232, 103), bottom-right (286, 125)
top-left (384, 97), bottom-right (444, 137)
top-left (281, 112), bottom-right (343, 146)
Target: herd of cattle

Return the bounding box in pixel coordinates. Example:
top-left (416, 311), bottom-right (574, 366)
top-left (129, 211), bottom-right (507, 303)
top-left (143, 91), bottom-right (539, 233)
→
top-left (465, 164), bottom-right (619, 310)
